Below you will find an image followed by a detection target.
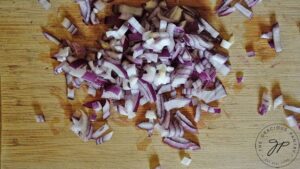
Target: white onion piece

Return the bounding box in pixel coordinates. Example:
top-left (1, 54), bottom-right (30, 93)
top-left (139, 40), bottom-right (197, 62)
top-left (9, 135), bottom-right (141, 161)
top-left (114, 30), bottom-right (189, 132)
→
top-left (43, 32), bottom-right (60, 45)
top-left (35, 114), bottom-right (45, 123)
top-left (92, 124), bottom-right (110, 139)
top-left (54, 47), bottom-right (70, 62)
top-left (38, 0), bottom-right (51, 10)
top-left (273, 95), bottom-right (284, 109)
top-left (128, 17), bottom-right (145, 34)
top-left (145, 110), bottom-right (157, 120)
top-left (286, 116), bottom-right (298, 128)
top-left (284, 105), bottom-right (300, 114)
top-left (61, 18), bottom-right (78, 35)
top-left (159, 20), bottom-right (167, 32)
top-left (261, 32), bottom-right (273, 39)
top-left (272, 23), bottom-right (282, 53)
top-left (70, 111), bottom-right (91, 142)
top-left (181, 156), bottom-right (192, 166)
top-left (220, 36), bottom-right (234, 49)
top-left (164, 98), bottom-right (190, 111)
top-left (194, 105), bottom-right (201, 122)
top-left (67, 88), bottom-right (75, 100)
top-left (258, 91), bottom-right (271, 115)
top-left (138, 122), bottom-right (154, 130)
top-left (234, 3), bottom-right (253, 19)
top-left (200, 18), bottom-right (219, 38)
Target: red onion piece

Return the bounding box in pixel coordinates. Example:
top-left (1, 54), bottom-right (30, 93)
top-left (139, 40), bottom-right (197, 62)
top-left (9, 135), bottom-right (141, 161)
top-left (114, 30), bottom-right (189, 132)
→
top-left (273, 95), bottom-right (283, 109)
top-left (261, 32), bottom-right (273, 39)
top-left (75, 0), bottom-right (91, 24)
top-left (43, 32), bottom-right (60, 45)
top-left (272, 23), bottom-right (282, 53)
top-left (286, 116), bottom-right (298, 128)
top-left (247, 50), bottom-right (256, 57)
top-left (96, 131), bottom-right (113, 145)
top-left (92, 123), bottom-right (110, 139)
top-left (61, 17), bottom-right (78, 35)
top-left (164, 98), bottom-right (191, 111)
top-left (284, 105), bottom-right (300, 114)
top-left (70, 111), bottom-right (92, 142)
top-left (258, 91), bottom-right (270, 115)
top-left (137, 122), bottom-right (154, 130)
top-left (35, 114), bottom-right (45, 123)
top-left (194, 105), bottom-right (201, 122)
top-left (245, 0), bottom-right (262, 8)
top-left (181, 156), bottom-right (192, 166)
top-left (38, 0), bottom-right (51, 10)
top-left (234, 3), bottom-right (253, 19)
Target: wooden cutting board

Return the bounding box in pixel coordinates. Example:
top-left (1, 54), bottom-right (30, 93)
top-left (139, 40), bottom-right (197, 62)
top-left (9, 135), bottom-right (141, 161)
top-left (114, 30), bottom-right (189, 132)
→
top-left (1, 0), bottom-right (300, 168)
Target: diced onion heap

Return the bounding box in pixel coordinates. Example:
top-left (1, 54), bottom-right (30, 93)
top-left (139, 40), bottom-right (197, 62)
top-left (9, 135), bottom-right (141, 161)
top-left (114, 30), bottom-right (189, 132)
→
top-left (43, 0), bottom-right (232, 149)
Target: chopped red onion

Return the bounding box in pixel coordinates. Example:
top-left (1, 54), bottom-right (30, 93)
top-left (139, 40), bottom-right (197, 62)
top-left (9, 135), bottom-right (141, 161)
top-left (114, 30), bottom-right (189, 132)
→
top-left (75, 0), bottom-right (92, 24)
top-left (67, 87), bottom-right (75, 100)
top-left (236, 71), bottom-right (244, 84)
top-left (247, 50), bottom-right (256, 57)
top-left (35, 114), bottom-right (45, 123)
top-left (272, 23), bottom-right (282, 53)
top-left (43, 32), bottom-right (60, 45)
top-left (92, 123), bottom-right (110, 139)
top-left (234, 3), bottom-right (253, 19)
top-left (61, 17), bottom-right (78, 35)
top-left (164, 98), bottom-right (191, 111)
top-left (258, 91), bottom-right (271, 115)
top-left (261, 32), bottom-right (273, 39)
top-left (45, 1), bottom-right (233, 150)
top-left (220, 36), bottom-right (234, 49)
top-left (38, 0), bottom-right (51, 10)
top-left (70, 111), bottom-right (92, 142)
top-left (181, 156), bottom-right (192, 166)
top-left (200, 103), bottom-right (221, 114)
top-left (286, 116), bottom-right (298, 128)
top-left (96, 131), bottom-right (114, 145)
top-left (137, 122), bottom-right (154, 130)
top-left (245, 0), bottom-right (262, 8)
top-left (284, 105), bottom-right (300, 114)
top-left (273, 95), bottom-right (283, 109)
top-left (194, 105), bottom-right (201, 122)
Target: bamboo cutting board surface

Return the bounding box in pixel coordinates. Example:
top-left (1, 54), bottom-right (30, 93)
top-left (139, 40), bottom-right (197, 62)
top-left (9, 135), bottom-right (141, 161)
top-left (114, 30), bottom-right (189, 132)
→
top-left (0, 0), bottom-right (300, 169)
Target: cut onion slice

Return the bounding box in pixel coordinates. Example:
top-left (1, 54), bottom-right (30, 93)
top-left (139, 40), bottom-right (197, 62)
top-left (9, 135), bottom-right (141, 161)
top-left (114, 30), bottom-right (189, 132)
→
top-left (286, 116), bottom-right (298, 128)
top-left (35, 114), bottom-right (45, 123)
top-left (284, 105), bottom-right (300, 114)
top-left (61, 17), bottom-right (78, 35)
top-left (234, 3), bottom-right (253, 19)
top-left (272, 23), bottom-right (282, 53)
top-left (164, 98), bottom-right (190, 111)
top-left (258, 91), bottom-right (271, 115)
top-left (273, 95), bottom-right (284, 109)
top-left (38, 0), bottom-right (51, 10)
top-left (181, 156), bottom-right (192, 166)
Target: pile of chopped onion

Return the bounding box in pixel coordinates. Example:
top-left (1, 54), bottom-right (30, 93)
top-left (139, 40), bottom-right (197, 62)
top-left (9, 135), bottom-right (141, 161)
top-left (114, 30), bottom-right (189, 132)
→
top-left (43, 0), bottom-right (232, 150)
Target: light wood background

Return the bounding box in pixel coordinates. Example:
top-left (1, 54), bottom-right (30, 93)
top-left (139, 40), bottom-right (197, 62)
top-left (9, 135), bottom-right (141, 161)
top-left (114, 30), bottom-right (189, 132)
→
top-left (0, 0), bottom-right (300, 169)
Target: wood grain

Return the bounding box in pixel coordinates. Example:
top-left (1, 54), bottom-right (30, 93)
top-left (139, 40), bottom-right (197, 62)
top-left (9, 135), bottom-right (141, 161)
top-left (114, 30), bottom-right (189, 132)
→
top-left (1, 0), bottom-right (300, 169)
